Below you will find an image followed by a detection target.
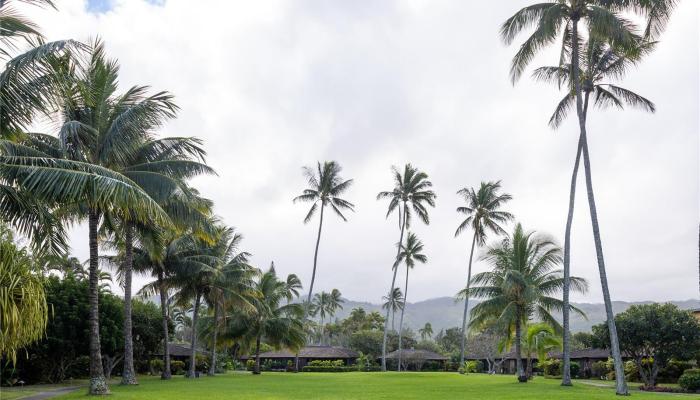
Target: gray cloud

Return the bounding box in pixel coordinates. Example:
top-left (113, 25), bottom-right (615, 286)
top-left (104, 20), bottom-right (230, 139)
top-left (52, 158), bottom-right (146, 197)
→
top-left (30, 0), bottom-right (699, 304)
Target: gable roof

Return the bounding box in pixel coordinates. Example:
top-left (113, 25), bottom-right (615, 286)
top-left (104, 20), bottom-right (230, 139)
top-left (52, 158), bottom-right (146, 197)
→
top-left (241, 346), bottom-right (359, 359)
top-left (381, 349), bottom-right (449, 361)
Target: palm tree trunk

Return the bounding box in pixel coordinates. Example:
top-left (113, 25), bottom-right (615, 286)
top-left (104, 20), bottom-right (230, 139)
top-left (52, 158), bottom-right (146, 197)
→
top-left (459, 232), bottom-right (478, 366)
top-left (306, 202), bottom-right (325, 309)
top-left (391, 310), bottom-right (395, 331)
top-left (580, 123), bottom-right (628, 395)
top-left (253, 335), bottom-right (262, 375)
top-left (515, 318), bottom-right (525, 382)
top-left (397, 266), bottom-right (409, 372)
top-left (187, 292), bottom-right (201, 378)
top-left (381, 204), bottom-right (407, 371)
top-left (208, 303), bottom-right (218, 376)
top-left (121, 223), bottom-right (138, 385)
top-left (88, 210), bottom-right (109, 395)
top-left (158, 269), bottom-right (171, 379)
top-left (569, 18), bottom-right (627, 396)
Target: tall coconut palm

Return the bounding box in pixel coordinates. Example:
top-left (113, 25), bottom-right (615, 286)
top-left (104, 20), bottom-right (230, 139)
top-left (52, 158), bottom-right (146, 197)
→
top-left (501, 1), bottom-right (675, 393)
top-left (293, 161), bottom-right (354, 312)
top-left (377, 164), bottom-right (435, 371)
top-left (103, 136), bottom-right (215, 384)
top-left (419, 323), bottom-right (433, 341)
top-left (394, 232), bottom-right (427, 371)
top-left (382, 287), bottom-right (404, 332)
top-left (465, 223), bottom-right (588, 383)
top-left (532, 35), bottom-right (657, 386)
top-left (312, 288), bottom-right (344, 345)
top-left (454, 181), bottom-right (513, 366)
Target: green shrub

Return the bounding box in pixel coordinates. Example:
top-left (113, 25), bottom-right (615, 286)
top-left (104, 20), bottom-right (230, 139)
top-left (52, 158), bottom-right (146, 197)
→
top-left (540, 358), bottom-right (561, 376)
top-left (659, 360), bottom-right (693, 383)
top-left (149, 359), bottom-right (164, 373)
top-left (570, 361), bottom-right (580, 378)
top-left (302, 366), bottom-right (356, 372)
top-left (308, 360), bottom-right (344, 367)
top-left (171, 360), bottom-right (186, 375)
top-left (591, 360), bottom-right (611, 379)
top-left (678, 369), bottom-right (700, 392)
top-left (245, 359), bottom-right (255, 371)
top-left (624, 360), bottom-right (639, 382)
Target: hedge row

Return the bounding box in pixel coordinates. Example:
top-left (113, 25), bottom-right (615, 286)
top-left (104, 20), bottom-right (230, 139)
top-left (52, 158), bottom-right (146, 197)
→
top-left (301, 366), bottom-right (382, 373)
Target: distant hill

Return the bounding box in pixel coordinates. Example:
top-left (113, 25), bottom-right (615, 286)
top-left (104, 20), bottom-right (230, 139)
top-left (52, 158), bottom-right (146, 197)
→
top-left (330, 297), bottom-right (700, 334)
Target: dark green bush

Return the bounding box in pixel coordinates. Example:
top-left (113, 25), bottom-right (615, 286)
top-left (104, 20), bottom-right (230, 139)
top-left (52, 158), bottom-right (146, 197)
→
top-left (307, 360), bottom-right (344, 367)
top-left (659, 360), bottom-right (693, 383)
top-left (570, 361), bottom-right (580, 378)
top-left (591, 360), bottom-right (611, 379)
top-left (149, 359), bottom-right (164, 373)
top-left (540, 358), bottom-right (561, 376)
top-left (171, 360), bottom-right (186, 375)
top-left (301, 366), bottom-right (356, 372)
top-left (678, 369), bottom-right (700, 392)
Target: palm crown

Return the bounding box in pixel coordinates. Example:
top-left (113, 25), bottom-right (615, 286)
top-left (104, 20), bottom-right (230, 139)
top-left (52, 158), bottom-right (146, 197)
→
top-left (455, 181), bottom-right (513, 245)
top-left (377, 164), bottom-right (436, 227)
top-left (294, 161), bottom-right (354, 223)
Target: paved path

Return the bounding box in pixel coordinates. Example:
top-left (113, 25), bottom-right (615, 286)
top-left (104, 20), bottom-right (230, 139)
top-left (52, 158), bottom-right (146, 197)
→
top-left (18, 386), bottom-right (82, 400)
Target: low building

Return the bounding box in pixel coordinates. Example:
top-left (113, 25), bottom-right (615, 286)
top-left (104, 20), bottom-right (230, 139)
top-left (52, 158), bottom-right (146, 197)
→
top-left (155, 342), bottom-right (210, 364)
top-left (240, 346), bottom-right (359, 369)
top-left (380, 349), bottom-right (449, 371)
top-left (691, 308), bottom-right (700, 322)
top-left (465, 348), bottom-right (615, 376)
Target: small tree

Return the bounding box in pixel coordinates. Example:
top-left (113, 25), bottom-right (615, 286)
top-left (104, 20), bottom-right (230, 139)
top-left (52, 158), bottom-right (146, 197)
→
top-left (593, 303), bottom-right (700, 387)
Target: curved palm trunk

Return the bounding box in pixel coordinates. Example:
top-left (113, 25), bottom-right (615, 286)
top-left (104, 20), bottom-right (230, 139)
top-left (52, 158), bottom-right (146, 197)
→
top-left (121, 223), bottom-right (138, 385)
top-left (158, 270), bottom-right (171, 380)
top-left (306, 203), bottom-right (325, 309)
top-left (396, 266), bottom-right (409, 371)
top-left (459, 233), bottom-right (478, 366)
top-left (253, 335), bottom-right (262, 375)
top-left (88, 210), bottom-right (109, 395)
top-left (208, 303), bottom-right (219, 376)
top-left (570, 18), bottom-right (627, 396)
top-left (187, 292), bottom-right (202, 378)
top-left (381, 205), bottom-right (407, 371)
top-left (515, 318), bottom-right (525, 382)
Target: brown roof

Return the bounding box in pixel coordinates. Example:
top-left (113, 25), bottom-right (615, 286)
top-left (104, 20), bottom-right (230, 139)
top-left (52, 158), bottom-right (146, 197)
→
top-left (156, 342), bottom-right (210, 357)
top-left (551, 348), bottom-right (611, 360)
top-left (381, 349), bottom-right (449, 361)
top-left (242, 346), bottom-right (358, 359)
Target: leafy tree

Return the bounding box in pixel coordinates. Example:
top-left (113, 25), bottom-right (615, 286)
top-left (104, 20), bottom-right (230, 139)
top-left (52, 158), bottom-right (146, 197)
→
top-left (465, 223), bottom-right (588, 382)
top-left (419, 323), bottom-right (433, 341)
top-left (454, 181), bottom-right (513, 365)
top-left (435, 327), bottom-right (463, 354)
top-left (0, 228), bottom-right (47, 364)
top-left (382, 288), bottom-right (404, 332)
top-left (394, 232), bottom-right (427, 371)
top-left (571, 331), bottom-right (596, 350)
top-left (502, 0), bottom-right (677, 392)
top-left (294, 161), bottom-right (354, 311)
top-left (592, 303), bottom-right (700, 387)
top-left (377, 164), bottom-right (435, 371)
top-left (311, 289), bottom-right (344, 345)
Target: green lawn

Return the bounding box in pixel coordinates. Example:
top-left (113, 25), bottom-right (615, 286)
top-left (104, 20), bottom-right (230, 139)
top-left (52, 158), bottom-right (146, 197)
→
top-left (49, 372), bottom-right (698, 400)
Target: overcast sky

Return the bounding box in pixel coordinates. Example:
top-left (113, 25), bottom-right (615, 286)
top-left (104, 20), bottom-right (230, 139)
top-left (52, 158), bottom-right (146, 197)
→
top-left (25, 0), bottom-right (699, 304)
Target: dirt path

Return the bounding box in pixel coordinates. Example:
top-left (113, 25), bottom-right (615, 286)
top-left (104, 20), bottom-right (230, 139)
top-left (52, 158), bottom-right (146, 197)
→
top-left (17, 386), bottom-right (81, 400)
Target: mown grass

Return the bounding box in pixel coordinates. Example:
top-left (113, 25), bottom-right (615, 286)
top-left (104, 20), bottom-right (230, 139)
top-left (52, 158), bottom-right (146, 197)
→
top-left (50, 372), bottom-right (698, 400)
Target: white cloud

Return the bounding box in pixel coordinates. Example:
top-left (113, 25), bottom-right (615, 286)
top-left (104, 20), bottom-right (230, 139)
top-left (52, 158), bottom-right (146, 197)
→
top-left (26, 0), bottom-right (699, 303)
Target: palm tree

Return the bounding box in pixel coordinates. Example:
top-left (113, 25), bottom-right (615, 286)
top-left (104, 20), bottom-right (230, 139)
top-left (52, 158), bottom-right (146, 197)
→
top-left (382, 287), bottom-right (404, 332)
top-left (0, 41), bottom-right (170, 394)
top-left (103, 137), bottom-right (215, 384)
top-left (532, 35), bottom-right (657, 386)
top-left (312, 288), bottom-right (344, 345)
top-left (501, 1), bottom-right (676, 392)
top-left (377, 164), bottom-right (435, 371)
top-left (465, 223), bottom-right (588, 383)
top-left (524, 323), bottom-right (561, 379)
top-left (394, 232), bottom-right (427, 371)
top-left (454, 181), bottom-right (513, 366)
top-left (234, 264), bottom-right (305, 375)
top-left (293, 161), bottom-right (354, 312)
top-left (419, 323), bottom-right (433, 341)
